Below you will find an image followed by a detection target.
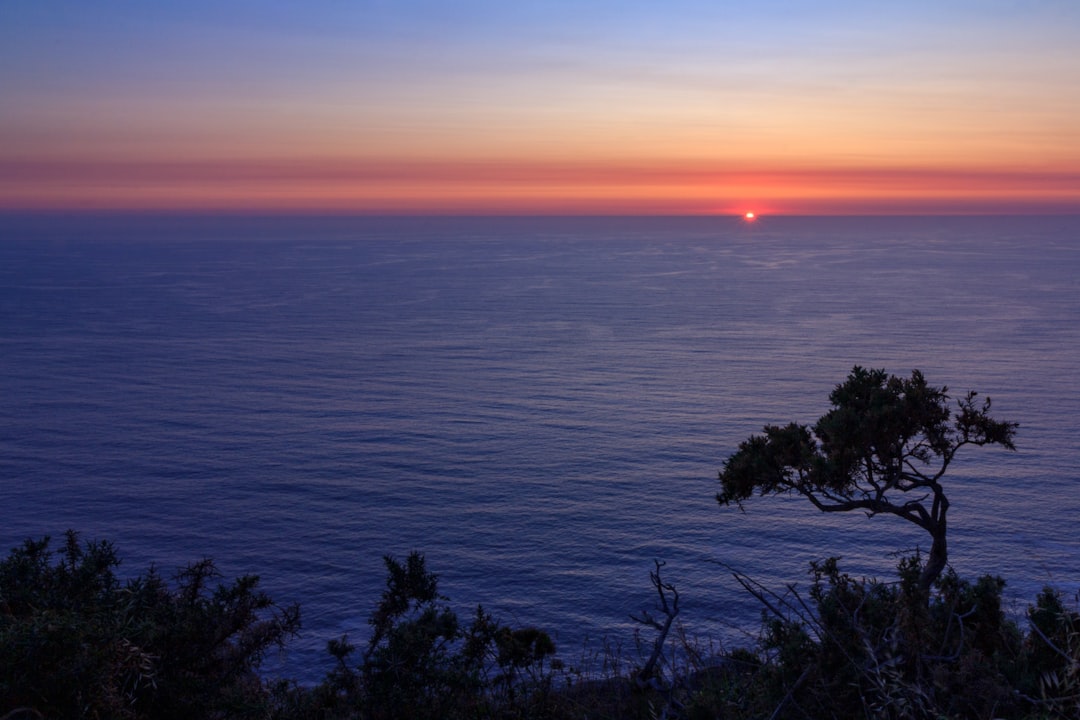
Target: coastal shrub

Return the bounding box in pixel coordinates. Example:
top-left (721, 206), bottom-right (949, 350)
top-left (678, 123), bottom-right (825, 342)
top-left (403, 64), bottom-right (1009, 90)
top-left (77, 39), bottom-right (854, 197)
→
top-left (309, 551), bottom-right (560, 720)
top-left (1022, 586), bottom-right (1080, 718)
top-left (0, 531), bottom-right (299, 719)
top-left (3, 534), bottom-right (1076, 719)
top-left (715, 554), bottom-right (1080, 720)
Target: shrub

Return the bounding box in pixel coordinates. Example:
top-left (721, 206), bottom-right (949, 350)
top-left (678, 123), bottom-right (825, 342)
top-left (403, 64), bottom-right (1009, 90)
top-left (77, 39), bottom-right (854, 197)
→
top-left (0, 531), bottom-right (299, 719)
top-left (310, 551), bottom-right (560, 720)
top-left (1022, 587), bottom-right (1080, 718)
top-left (725, 554), bottom-right (1030, 719)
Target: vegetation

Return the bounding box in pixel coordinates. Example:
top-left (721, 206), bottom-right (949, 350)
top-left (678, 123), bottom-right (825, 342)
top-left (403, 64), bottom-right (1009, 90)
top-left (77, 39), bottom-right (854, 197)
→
top-left (3, 368), bottom-right (1077, 719)
top-left (0, 530), bottom-right (299, 719)
top-left (717, 366), bottom-right (1017, 593)
top-left (298, 551), bottom-right (560, 720)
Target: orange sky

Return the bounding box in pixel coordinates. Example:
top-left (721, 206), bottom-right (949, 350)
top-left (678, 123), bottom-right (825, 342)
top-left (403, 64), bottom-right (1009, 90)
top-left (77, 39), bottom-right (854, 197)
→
top-left (3, 2), bottom-right (1079, 214)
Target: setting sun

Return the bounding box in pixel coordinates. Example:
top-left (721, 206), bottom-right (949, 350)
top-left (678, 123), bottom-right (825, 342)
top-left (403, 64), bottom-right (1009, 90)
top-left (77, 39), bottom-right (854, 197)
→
top-left (744, 212), bottom-right (756, 220)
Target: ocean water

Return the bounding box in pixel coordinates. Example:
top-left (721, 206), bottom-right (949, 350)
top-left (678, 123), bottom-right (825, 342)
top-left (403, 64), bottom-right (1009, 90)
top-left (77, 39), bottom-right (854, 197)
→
top-left (2, 214), bottom-right (1078, 681)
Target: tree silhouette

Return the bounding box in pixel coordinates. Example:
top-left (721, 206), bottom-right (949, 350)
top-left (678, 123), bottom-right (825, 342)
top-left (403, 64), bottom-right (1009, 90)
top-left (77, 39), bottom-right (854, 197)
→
top-left (717, 366), bottom-right (1017, 594)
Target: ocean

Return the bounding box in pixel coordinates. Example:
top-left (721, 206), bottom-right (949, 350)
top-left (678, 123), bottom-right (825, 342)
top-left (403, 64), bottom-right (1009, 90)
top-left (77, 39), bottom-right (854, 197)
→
top-left (2, 214), bottom-right (1078, 682)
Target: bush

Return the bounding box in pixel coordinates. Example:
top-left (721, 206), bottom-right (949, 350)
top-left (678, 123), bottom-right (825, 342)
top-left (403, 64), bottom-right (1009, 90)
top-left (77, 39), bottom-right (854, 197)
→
top-left (308, 551), bottom-right (561, 720)
top-left (5, 532), bottom-right (1077, 720)
top-left (0, 531), bottom-right (299, 719)
top-left (1022, 586), bottom-right (1080, 718)
top-left (717, 554), bottom-right (1080, 720)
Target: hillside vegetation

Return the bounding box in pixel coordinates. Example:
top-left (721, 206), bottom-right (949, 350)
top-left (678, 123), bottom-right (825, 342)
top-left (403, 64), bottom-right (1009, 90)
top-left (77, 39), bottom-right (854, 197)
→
top-left (4, 370), bottom-right (1077, 719)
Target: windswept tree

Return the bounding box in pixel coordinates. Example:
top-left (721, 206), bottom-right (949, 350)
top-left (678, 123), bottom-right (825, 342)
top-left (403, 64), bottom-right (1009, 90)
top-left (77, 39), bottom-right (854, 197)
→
top-left (717, 366), bottom-right (1017, 594)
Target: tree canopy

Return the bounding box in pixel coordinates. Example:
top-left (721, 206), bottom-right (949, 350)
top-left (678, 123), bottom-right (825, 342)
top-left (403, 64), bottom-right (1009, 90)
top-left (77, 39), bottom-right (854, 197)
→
top-left (717, 366), bottom-right (1018, 593)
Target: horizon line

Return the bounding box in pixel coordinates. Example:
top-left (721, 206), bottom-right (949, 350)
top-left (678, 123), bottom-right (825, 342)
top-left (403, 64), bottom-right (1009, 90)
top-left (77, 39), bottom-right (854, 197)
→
top-left (3, 209), bottom-right (1080, 218)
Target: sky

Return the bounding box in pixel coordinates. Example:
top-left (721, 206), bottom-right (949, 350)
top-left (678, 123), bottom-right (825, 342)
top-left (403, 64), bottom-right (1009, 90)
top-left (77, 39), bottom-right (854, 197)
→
top-left (2, 0), bottom-right (1080, 215)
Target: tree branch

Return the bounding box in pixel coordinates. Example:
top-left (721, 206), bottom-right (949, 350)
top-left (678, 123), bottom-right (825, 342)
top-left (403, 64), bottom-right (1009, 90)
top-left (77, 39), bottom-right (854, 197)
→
top-left (630, 560), bottom-right (680, 687)
top-left (717, 367), bottom-right (1017, 593)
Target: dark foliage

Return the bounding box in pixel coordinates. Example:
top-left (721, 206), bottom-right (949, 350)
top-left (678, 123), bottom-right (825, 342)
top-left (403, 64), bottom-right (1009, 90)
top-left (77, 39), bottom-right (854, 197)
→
top-left (718, 366), bottom-right (1018, 593)
top-left (4, 363), bottom-right (1074, 719)
top-left (714, 553), bottom-right (1080, 720)
top-left (0, 531), bottom-right (299, 719)
top-left (306, 551), bottom-right (560, 720)
top-left (3, 533), bottom-right (1077, 720)
top-left (1023, 587), bottom-right (1080, 717)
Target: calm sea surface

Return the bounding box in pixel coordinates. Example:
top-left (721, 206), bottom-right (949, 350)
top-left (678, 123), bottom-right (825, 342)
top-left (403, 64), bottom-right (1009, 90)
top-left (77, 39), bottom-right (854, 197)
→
top-left (2, 214), bottom-right (1078, 681)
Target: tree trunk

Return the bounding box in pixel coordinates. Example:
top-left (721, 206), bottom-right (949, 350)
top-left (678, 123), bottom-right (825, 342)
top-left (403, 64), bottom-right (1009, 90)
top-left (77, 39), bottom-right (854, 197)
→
top-left (918, 521), bottom-right (948, 596)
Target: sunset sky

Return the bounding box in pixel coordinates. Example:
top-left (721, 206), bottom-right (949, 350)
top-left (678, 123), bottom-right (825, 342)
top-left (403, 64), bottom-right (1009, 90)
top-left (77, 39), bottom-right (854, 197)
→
top-left (3, 1), bottom-right (1079, 214)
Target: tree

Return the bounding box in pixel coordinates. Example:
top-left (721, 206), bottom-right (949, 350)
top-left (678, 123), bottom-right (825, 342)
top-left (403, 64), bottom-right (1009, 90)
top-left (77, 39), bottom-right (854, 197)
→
top-left (717, 366), bottom-right (1017, 594)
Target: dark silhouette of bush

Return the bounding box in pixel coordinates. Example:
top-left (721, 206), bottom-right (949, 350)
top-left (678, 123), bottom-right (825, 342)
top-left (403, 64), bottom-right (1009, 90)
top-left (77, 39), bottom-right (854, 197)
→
top-left (710, 554), bottom-right (1080, 720)
top-left (0, 531), bottom-right (299, 719)
top-left (307, 551), bottom-right (560, 720)
top-left (1023, 586), bottom-right (1080, 717)
top-left (3, 532), bottom-right (1077, 719)
top-left (808, 557), bottom-right (1020, 718)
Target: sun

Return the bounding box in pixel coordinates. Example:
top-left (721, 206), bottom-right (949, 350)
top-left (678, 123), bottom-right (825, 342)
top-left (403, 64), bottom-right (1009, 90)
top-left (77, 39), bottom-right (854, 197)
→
top-left (744, 211), bottom-right (756, 221)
